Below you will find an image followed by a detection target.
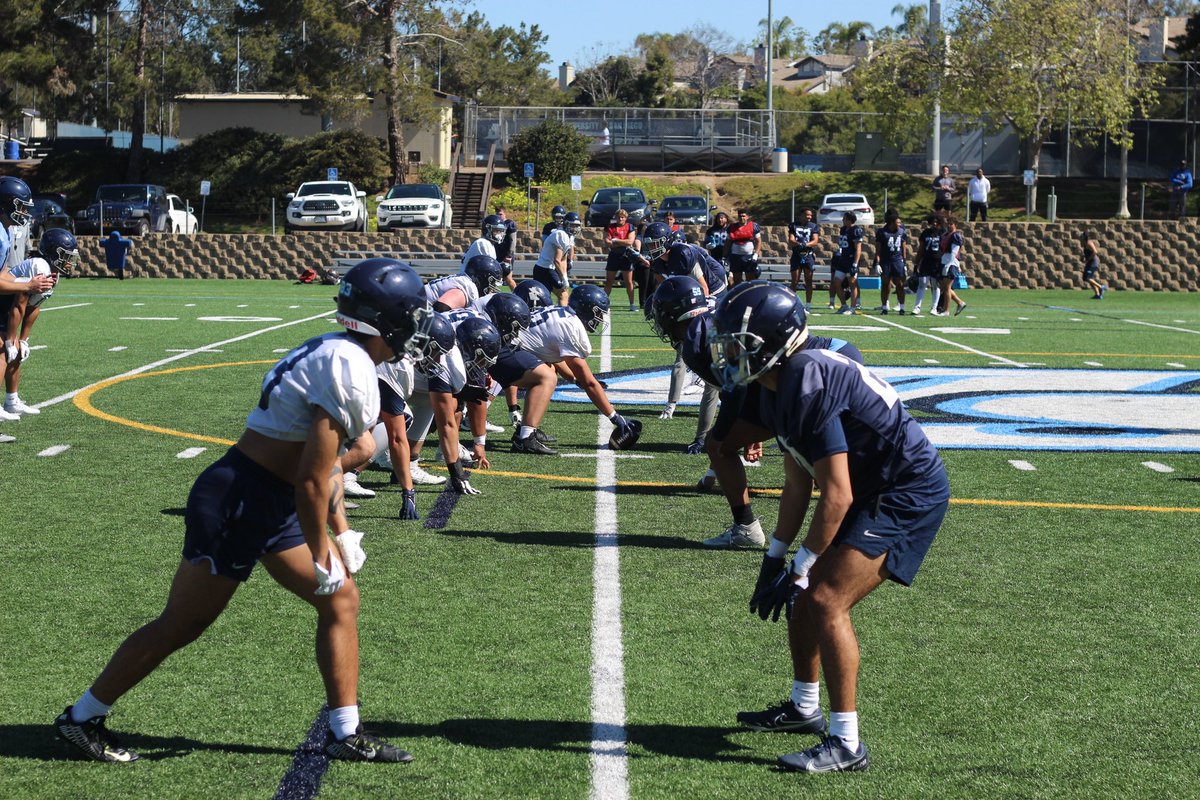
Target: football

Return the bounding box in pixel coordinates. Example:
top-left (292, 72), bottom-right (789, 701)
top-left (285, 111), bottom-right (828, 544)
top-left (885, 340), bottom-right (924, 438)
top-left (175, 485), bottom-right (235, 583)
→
top-left (608, 418), bottom-right (643, 451)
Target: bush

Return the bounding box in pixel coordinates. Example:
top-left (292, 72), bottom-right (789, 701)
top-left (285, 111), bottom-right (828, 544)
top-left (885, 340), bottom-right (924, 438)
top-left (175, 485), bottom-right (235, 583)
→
top-left (503, 120), bottom-right (591, 184)
top-left (417, 163), bottom-right (450, 188)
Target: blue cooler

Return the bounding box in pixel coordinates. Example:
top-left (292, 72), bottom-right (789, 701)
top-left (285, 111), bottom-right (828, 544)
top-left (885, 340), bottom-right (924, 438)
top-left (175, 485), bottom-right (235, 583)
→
top-left (4, 140), bottom-right (19, 160)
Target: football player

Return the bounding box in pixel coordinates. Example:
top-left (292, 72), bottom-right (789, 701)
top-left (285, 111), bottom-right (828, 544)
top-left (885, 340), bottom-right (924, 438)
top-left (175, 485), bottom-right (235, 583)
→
top-left (542, 204), bottom-right (567, 240)
top-left (462, 215), bottom-right (516, 290)
top-left (2, 229), bottom-right (76, 419)
top-left (723, 208), bottom-right (762, 284)
top-left (911, 214), bottom-right (943, 315)
top-left (710, 281), bottom-right (949, 773)
top-left (492, 207), bottom-right (519, 283)
top-left (936, 215), bottom-right (968, 316)
top-left (54, 258), bottom-right (433, 764)
top-left (831, 212), bottom-right (864, 314)
top-left (0, 176), bottom-right (34, 270)
top-left (873, 210), bottom-right (908, 315)
top-left (425, 255), bottom-right (502, 312)
top-left (533, 211), bottom-right (580, 306)
top-left (787, 208), bottom-right (820, 306)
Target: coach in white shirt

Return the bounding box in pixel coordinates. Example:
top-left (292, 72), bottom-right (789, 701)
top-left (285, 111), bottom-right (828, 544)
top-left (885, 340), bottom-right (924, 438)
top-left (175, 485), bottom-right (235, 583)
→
top-left (968, 168), bottom-right (991, 222)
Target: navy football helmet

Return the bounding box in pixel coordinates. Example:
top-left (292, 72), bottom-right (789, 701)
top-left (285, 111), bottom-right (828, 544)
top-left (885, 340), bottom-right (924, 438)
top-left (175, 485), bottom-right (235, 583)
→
top-left (418, 313), bottom-right (456, 374)
top-left (482, 214), bottom-right (507, 244)
top-left (463, 254), bottom-right (503, 295)
top-left (562, 211), bottom-right (583, 236)
top-left (0, 176), bottom-right (33, 227)
top-left (336, 258), bottom-right (433, 361)
top-left (550, 205), bottom-right (567, 224)
top-left (38, 228), bottom-right (79, 276)
top-left (650, 276), bottom-right (707, 344)
top-left (484, 292), bottom-right (531, 345)
top-left (641, 221), bottom-right (673, 260)
top-left (456, 316), bottom-right (502, 376)
top-left (709, 281), bottom-right (808, 391)
top-left (568, 284), bottom-right (610, 333)
top-left (513, 279), bottom-right (552, 312)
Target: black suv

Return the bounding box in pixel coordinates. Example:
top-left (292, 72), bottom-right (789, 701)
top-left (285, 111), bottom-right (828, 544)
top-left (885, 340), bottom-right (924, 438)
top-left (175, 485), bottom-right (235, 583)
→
top-left (75, 184), bottom-right (170, 236)
top-left (582, 187), bottom-right (655, 227)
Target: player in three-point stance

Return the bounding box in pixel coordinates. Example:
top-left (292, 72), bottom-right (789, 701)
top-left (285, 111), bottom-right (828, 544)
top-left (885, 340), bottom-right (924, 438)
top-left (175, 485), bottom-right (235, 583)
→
top-left (709, 281), bottom-right (949, 773)
top-left (54, 258), bottom-right (433, 764)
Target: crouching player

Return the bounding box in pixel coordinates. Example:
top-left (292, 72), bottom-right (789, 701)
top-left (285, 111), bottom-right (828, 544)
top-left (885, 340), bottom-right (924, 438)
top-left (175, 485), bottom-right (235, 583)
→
top-left (709, 281), bottom-right (949, 773)
top-left (53, 258), bottom-right (433, 763)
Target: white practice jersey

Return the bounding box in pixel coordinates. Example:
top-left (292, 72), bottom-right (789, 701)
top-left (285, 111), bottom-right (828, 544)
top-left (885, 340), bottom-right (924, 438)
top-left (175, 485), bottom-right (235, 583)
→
top-left (518, 306), bottom-right (592, 364)
top-left (412, 345), bottom-right (468, 395)
top-left (8, 256), bottom-right (53, 308)
top-left (460, 237), bottom-right (497, 268)
top-left (377, 355), bottom-right (415, 400)
top-left (6, 224), bottom-right (31, 268)
top-left (536, 229), bottom-right (574, 269)
top-left (246, 332), bottom-right (379, 443)
top-left (425, 274), bottom-right (479, 308)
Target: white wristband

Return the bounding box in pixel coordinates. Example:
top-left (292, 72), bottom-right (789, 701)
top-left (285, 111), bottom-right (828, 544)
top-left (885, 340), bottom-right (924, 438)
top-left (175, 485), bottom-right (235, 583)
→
top-left (474, 435), bottom-right (487, 447)
top-left (791, 545), bottom-right (819, 579)
top-left (767, 536), bottom-right (789, 559)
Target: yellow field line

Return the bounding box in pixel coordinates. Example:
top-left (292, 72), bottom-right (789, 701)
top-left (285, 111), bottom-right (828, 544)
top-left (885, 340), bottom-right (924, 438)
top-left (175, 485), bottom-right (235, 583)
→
top-left (74, 361), bottom-right (1200, 515)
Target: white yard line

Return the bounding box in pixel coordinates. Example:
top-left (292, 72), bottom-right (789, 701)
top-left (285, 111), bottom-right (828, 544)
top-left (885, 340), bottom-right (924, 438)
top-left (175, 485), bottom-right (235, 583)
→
top-left (177, 447), bottom-right (207, 459)
top-left (869, 316), bottom-right (1028, 367)
top-left (1141, 461), bottom-right (1175, 474)
top-left (40, 302), bottom-right (92, 312)
top-left (1008, 460), bottom-right (1037, 471)
top-left (33, 309), bottom-right (337, 412)
top-left (38, 444), bottom-right (71, 456)
top-left (590, 321), bottom-right (628, 800)
top-left (1124, 319), bottom-right (1200, 335)
top-left (563, 452), bottom-right (653, 459)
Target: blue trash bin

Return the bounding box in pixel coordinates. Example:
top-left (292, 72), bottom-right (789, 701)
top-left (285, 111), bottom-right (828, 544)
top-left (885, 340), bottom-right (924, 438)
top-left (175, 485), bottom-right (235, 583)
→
top-left (4, 140), bottom-right (19, 160)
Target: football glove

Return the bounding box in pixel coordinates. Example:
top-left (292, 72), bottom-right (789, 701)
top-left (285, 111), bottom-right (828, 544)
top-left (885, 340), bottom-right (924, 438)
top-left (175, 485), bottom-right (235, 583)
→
top-left (18, 340), bottom-right (29, 362)
top-left (685, 438), bottom-right (705, 455)
top-left (749, 555), bottom-right (788, 621)
top-left (313, 550), bottom-right (346, 596)
top-left (449, 463), bottom-right (482, 495)
top-left (510, 408), bottom-right (523, 426)
top-left (399, 489), bottom-right (420, 520)
top-left (608, 416), bottom-right (642, 451)
top-left (334, 529), bottom-right (366, 574)
top-left (3, 342), bottom-right (17, 363)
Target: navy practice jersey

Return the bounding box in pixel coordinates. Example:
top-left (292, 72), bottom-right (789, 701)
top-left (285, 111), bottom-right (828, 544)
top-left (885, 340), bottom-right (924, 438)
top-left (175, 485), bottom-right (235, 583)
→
top-left (760, 349), bottom-right (946, 501)
top-left (789, 221), bottom-right (819, 257)
top-left (665, 242), bottom-right (728, 294)
top-left (680, 313), bottom-right (720, 386)
top-left (805, 335), bottom-right (863, 365)
top-left (541, 221), bottom-right (558, 240)
top-left (875, 224), bottom-right (907, 267)
top-left (918, 227), bottom-right (942, 267)
top-left (832, 225), bottom-right (865, 269)
top-left (704, 225), bottom-right (729, 258)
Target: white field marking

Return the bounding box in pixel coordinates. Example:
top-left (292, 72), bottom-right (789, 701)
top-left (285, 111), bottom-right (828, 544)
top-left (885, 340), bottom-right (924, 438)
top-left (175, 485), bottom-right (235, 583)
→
top-left (289, 305), bottom-right (300, 309)
top-left (108, 346), bottom-right (127, 352)
top-left (1166, 362), bottom-right (1186, 368)
top-left (590, 354), bottom-right (635, 359)
top-left (1018, 316), bottom-right (1030, 321)
top-left (185, 303), bottom-right (196, 307)
top-left (1024, 362), bottom-right (1046, 366)
top-left (590, 320), bottom-right (628, 800)
top-left (868, 316), bottom-right (1027, 366)
top-left (809, 325), bottom-right (889, 332)
top-left (1070, 318), bottom-right (1082, 322)
top-left (30, 344), bottom-right (47, 351)
top-left (1124, 318), bottom-right (1200, 336)
top-left (930, 327), bottom-right (1010, 335)
top-left (197, 315), bottom-right (282, 323)
top-left (965, 315), bottom-right (978, 319)
top-left (273, 348), bottom-right (290, 353)
top-left (132, 303), bottom-right (145, 306)
top-left (1141, 461), bottom-right (1175, 473)
top-left (177, 447), bottom-right (207, 459)
top-left (38, 444), bottom-right (71, 457)
top-left (40, 302), bottom-right (92, 312)
top-left (237, 304), bottom-right (248, 308)
top-left (121, 316), bottom-right (178, 321)
top-left (1084, 361), bottom-right (1104, 367)
top-left (562, 452), bottom-right (653, 459)
top-left (33, 308), bottom-right (337, 412)
top-left (924, 359), bottom-right (940, 364)
top-left (1008, 459), bottom-right (1037, 471)
top-left (165, 348), bottom-right (222, 353)
top-left (1174, 320), bottom-right (1187, 324)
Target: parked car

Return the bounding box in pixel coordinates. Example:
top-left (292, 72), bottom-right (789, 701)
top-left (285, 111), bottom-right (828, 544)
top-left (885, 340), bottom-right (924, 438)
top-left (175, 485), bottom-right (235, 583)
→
top-left (29, 193), bottom-right (74, 239)
top-left (376, 183), bottom-right (452, 229)
top-left (655, 195), bottom-right (713, 226)
top-left (817, 193), bottom-right (875, 227)
top-left (582, 187), bottom-right (655, 227)
top-left (285, 180), bottom-right (368, 233)
top-left (75, 184), bottom-right (171, 236)
top-left (167, 194), bottom-right (198, 234)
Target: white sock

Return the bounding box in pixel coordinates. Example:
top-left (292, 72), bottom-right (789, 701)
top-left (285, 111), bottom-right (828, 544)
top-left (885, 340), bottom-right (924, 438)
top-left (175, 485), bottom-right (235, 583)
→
top-left (790, 681), bottom-right (821, 716)
top-left (328, 705), bottom-right (360, 740)
top-left (409, 458), bottom-right (421, 471)
top-left (931, 286), bottom-right (942, 312)
top-left (829, 711), bottom-right (860, 751)
top-left (519, 425), bottom-right (535, 439)
top-left (71, 690), bottom-right (112, 723)
top-left (6, 393), bottom-right (18, 405)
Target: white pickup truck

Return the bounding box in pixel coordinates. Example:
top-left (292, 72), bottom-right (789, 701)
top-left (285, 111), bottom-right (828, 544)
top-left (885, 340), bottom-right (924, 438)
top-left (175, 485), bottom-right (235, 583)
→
top-left (285, 180), bottom-right (368, 233)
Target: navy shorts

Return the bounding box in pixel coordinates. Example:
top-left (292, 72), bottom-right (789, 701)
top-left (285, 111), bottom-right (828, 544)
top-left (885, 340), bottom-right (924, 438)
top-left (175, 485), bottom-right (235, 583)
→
top-left (790, 253), bottom-right (814, 272)
top-left (882, 262), bottom-right (907, 280)
top-left (833, 476), bottom-right (950, 586)
top-left (919, 260), bottom-right (941, 278)
top-left (728, 253), bottom-right (760, 278)
top-left (182, 448), bottom-right (305, 582)
top-left (533, 266), bottom-right (567, 292)
top-left (378, 379), bottom-right (408, 417)
top-left (605, 251), bottom-right (630, 272)
top-left (489, 346), bottom-right (542, 388)
top-left (1083, 258), bottom-right (1099, 281)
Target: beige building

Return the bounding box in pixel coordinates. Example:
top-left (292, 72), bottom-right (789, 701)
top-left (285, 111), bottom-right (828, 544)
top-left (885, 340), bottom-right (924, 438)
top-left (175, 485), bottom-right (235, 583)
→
top-left (174, 91), bottom-right (455, 169)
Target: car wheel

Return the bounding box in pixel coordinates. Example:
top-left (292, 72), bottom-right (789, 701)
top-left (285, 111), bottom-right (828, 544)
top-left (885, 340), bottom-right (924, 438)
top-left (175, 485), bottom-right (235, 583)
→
top-left (136, 219), bottom-right (150, 237)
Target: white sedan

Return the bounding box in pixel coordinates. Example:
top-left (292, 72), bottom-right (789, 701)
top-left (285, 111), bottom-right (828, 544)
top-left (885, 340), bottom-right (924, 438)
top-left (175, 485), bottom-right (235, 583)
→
top-left (167, 194), bottom-right (199, 234)
top-left (817, 194), bottom-right (875, 227)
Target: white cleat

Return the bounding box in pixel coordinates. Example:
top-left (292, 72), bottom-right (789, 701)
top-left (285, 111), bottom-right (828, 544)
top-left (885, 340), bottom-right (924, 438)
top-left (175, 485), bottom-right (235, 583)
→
top-left (410, 462), bottom-right (447, 485)
top-left (703, 518), bottom-right (766, 549)
top-left (0, 407), bottom-right (20, 422)
top-left (485, 421), bottom-right (505, 433)
top-left (343, 472), bottom-right (376, 499)
top-left (4, 398), bottom-right (39, 415)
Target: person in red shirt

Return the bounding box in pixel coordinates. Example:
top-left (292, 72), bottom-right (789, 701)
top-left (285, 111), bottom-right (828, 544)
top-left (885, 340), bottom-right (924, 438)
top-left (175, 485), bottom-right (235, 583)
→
top-left (723, 209), bottom-right (762, 284)
top-left (603, 208), bottom-right (639, 311)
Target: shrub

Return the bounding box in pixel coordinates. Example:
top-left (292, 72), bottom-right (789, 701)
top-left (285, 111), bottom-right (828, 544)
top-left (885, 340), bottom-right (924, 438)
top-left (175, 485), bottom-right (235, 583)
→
top-left (503, 120), bottom-right (591, 184)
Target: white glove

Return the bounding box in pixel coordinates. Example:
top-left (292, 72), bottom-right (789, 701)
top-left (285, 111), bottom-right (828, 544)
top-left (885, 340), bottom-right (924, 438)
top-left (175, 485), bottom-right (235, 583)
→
top-left (510, 409), bottom-right (523, 426)
top-left (334, 529), bottom-right (366, 574)
top-left (3, 342), bottom-right (17, 363)
top-left (874, 264), bottom-right (883, 276)
top-left (454, 478), bottom-right (482, 496)
top-left (313, 551), bottom-right (347, 595)
top-left (18, 340), bottom-right (29, 362)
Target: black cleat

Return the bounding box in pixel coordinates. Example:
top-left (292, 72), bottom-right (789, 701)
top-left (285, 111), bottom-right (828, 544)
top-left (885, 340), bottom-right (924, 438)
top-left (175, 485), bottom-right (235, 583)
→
top-left (533, 428), bottom-right (557, 443)
top-left (778, 735), bottom-right (869, 772)
top-left (54, 706), bottom-right (140, 763)
top-left (512, 433), bottom-right (557, 455)
top-left (325, 726), bottom-right (413, 763)
top-left (736, 699), bottom-right (826, 734)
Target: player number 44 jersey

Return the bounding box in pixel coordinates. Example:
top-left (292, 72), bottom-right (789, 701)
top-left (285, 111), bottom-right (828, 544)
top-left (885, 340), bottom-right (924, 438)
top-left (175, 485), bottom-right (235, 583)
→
top-left (518, 306), bottom-right (592, 364)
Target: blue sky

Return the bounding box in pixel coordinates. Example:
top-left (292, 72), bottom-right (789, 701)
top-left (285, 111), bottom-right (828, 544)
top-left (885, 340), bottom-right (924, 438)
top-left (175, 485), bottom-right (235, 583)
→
top-left (464, 0), bottom-right (916, 73)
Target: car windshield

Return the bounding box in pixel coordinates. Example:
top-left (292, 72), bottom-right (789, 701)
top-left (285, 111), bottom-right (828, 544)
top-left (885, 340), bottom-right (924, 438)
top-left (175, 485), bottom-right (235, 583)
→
top-left (826, 195), bottom-right (867, 205)
top-left (661, 197), bottom-right (706, 211)
top-left (96, 186), bottom-right (148, 203)
top-left (593, 189), bottom-right (645, 205)
top-left (385, 185), bottom-right (441, 200)
top-left (33, 198), bottom-right (62, 214)
top-left (298, 183), bottom-right (352, 197)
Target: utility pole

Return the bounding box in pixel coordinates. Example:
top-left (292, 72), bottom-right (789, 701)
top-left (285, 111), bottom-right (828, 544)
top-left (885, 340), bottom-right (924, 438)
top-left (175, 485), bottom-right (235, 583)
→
top-left (930, 0), bottom-right (942, 175)
top-left (766, 0), bottom-right (774, 147)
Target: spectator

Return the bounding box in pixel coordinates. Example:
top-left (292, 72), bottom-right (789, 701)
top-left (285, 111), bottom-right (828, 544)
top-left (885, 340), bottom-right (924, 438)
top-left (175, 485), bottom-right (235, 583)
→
top-left (967, 168), bottom-right (991, 222)
top-left (724, 209), bottom-right (762, 284)
top-left (704, 212), bottom-right (730, 265)
top-left (1169, 160), bottom-right (1193, 221)
top-left (932, 165), bottom-right (957, 213)
top-left (935, 215), bottom-right (967, 316)
top-left (99, 230), bottom-right (133, 280)
top-left (1080, 231), bottom-right (1106, 299)
top-left (602, 208), bottom-right (639, 311)
top-left (598, 124), bottom-right (611, 146)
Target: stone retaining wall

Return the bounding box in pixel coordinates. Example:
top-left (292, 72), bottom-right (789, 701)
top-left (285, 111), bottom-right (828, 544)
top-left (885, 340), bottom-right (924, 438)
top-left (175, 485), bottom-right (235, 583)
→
top-left (73, 221), bottom-right (1200, 291)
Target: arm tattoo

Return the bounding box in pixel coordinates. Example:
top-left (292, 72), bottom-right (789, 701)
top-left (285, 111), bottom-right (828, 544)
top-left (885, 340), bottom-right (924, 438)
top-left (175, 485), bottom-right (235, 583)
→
top-left (327, 464), bottom-right (345, 515)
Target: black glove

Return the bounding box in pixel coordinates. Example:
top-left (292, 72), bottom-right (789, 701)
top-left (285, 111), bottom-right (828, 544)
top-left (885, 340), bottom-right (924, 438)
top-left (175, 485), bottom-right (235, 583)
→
top-left (749, 555), bottom-right (787, 620)
top-left (458, 384), bottom-right (489, 403)
top-left (399, 489), bottom-right (420, 521)
top-left (448, 463), bottom-right (482, 495)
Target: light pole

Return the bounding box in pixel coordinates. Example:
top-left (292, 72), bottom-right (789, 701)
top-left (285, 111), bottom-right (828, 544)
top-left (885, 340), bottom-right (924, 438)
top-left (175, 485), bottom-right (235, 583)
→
top-left (1116, 0), bottom-right (1132, 219)
top-left (766, 0), bottom-right (774, 148)
top-left (930, 0), bottom-right (942, 175)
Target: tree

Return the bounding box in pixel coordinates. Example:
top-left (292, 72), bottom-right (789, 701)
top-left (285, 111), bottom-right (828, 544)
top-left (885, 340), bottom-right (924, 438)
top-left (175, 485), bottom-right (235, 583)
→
top-left (757, 16), bottom-right (808, 60)
top-left (814, 21), bottom-right (876, 54)
top-left (572, 52), bottom-right (640, 106)
top-left (437, 12), bottom-right (557, 105)
top-left (632, 43), bottom-right (673, 107)
top-left (503, 119), bottom-right (590, 183)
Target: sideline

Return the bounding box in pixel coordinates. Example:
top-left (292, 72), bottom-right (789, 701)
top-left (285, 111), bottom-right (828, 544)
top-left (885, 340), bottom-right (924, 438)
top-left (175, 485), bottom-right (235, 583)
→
top-left (590, 320), bottom-right (628, 800)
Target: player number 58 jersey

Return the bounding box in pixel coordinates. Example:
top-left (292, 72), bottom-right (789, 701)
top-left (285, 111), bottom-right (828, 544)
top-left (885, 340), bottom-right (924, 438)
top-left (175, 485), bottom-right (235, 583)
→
top-left (518, 306), bottom-right (592, 364)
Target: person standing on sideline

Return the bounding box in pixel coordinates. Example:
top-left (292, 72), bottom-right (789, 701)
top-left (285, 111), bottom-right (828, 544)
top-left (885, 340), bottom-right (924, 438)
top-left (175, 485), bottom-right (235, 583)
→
top-left (493, 206), bottom-right (519, 289)
top-left (936, 215), bottom-right (967, 316)
top-left (932, 165), bottom-right (957, 213)
top-left (967, 168), bottom-right (991, 222)
top-left (603, 208), bottom-right (639, 311)
top-left (830, 212), bottom-right (863, 314)
top-left (1169, 161), bottom-right (1193, 221)
top-left (788, 208), bottom-right (820, 307)
top-left (1080, 231), bottom-right (1106, 299)
top-left (100, 230), bottom-right (133, 280)
top-left (873, 210), bottom-right (908, 314)
top-left (910, 214), bottom-right (943, 315)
